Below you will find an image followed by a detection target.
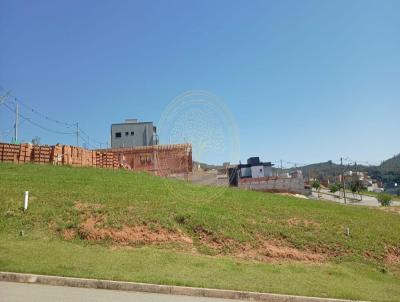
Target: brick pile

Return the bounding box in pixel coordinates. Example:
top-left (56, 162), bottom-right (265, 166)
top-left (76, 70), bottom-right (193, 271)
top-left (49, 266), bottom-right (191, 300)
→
top-left (32, 145), bottom-right (52, 164)
top-left (97, 152), bottom-right (118, 169)
top-left (0, 142), bottom-right (191, 175)
top-left (18, 144), bottom-right (33, 163)
top-left (52, 144), bottom-right (63, 165)
top-left (0, 142), bottom-right (119, 169)
top-left (0, 143), bottom-right (20, 163)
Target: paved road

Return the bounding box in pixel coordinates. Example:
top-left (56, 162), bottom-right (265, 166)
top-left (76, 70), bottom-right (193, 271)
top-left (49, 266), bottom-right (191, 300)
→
top-left (0, 282), bottom-right (239, 302)
top-left (311, 189), bottom-right (400, 207)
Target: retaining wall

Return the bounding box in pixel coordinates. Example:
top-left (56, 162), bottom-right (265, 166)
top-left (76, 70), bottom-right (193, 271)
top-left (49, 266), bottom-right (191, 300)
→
top-left (239, 176), bottom-right (308, 195)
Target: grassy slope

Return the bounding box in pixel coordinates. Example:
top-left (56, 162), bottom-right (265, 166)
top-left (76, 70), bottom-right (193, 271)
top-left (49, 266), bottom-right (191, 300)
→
top-left (0, 163), bottom-right (399, 301)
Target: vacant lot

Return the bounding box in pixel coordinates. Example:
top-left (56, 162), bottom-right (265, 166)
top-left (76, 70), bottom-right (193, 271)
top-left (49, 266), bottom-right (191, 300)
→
top-left (0, 163), bottom-right (399, 301)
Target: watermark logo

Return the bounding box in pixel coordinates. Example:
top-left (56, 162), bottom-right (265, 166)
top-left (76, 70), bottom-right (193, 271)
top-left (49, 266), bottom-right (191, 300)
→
top-left (158, 90), bottom-right (240, 202)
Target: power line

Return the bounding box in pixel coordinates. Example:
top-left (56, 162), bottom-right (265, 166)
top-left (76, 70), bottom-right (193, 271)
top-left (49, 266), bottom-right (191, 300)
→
top-left (2, 101), bottom-right (76, 135)
top-left (79, 127), bottom-right (108, 148)
top-left (0, 85), bottom-right (75, 127)
top-left (0, 87), bottom-right (107, 147)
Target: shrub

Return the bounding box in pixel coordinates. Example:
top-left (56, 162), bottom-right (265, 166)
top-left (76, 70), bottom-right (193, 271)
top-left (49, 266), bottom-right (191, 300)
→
top-left (377, 193), bottom-right (392, 207)
top-left (312, 180), bottom-right (320, 191)
top-left (329, 183), bottom-right (340, 194)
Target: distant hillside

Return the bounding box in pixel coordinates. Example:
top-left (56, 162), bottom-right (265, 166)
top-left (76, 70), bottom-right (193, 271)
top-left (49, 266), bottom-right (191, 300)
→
top-left (195, 153), bottom-right (400, 186)
top-left (193, 161), bottom-right (224, 171)
top-left (379, 154), bottom-right (400, 173)
top-left (295, 154), bottom-right (400, 187)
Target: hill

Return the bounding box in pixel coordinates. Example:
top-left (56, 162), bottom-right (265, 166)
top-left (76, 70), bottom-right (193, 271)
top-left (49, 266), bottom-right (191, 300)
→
top-left (296, 154), bottom-right (400, 187)
top-left (379, 154), bottom-right (400, 173)
top-left (0, 163), bottom-right (400, 301)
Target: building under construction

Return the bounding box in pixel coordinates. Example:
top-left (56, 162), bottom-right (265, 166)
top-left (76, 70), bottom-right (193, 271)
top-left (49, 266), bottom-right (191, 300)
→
top-left (0, 142), bottom-right (192, 176)
top-left (96, 143), bottom-right (192, 176)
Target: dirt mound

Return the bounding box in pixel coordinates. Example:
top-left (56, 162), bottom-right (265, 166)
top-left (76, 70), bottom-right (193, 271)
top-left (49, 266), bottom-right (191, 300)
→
top-left (78, 216), bottom-right (193, 245)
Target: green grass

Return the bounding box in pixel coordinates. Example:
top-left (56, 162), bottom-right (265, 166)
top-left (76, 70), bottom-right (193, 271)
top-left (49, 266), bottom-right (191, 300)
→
top-left (1, 163), bottom-right (400, 301)
top-left (360, 190), bottom-right (400, 202)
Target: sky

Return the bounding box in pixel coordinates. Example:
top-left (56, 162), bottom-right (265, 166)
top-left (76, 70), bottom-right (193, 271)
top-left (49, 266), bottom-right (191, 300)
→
top-left (0, 0), bottom-right (399, 166)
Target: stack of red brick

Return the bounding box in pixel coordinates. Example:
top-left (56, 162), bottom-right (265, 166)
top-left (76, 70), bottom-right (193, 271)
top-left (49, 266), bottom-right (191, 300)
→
top-left (0, 142), bottom-right (119, 169)
top-left (0, 143), bottom-right (20, 163)
top-left (32, 145), bottom-right (52, 164)
top-left (0, 142), bottom-right (193, 175)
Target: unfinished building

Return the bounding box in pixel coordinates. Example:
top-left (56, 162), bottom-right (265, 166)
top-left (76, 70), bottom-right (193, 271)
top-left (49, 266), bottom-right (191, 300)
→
top-left (97, 143), bottom-right (192, 176)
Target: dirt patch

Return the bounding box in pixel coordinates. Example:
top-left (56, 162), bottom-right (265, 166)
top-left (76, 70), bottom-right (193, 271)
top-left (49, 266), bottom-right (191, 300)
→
top-left (71, 202), bottom-right (192, 246)
top-left (69, 203), bottom-right (325, 263)
top-left (193, 225), bottom-right (235, 250)
top-left (193, 226), bottom-right (325, 263)
top-left (78, 215), bottom-right (192, 245)
top-left (385, 246), bottom-right (400, 265)
top-left (287, 217), bottom-right (320, 228)
top-left (63, 228), bottom-right (76, 240)
top-left (379, 206), bottom-right (400, 215)
top-left (235, 239), bottom-right (325, 263)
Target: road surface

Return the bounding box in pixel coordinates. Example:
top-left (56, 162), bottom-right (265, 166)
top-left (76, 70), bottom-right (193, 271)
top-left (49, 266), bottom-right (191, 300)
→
top-left (311, 189), bottom-right (400, 207)
top-left (0, 282), bottom-right (240, 302)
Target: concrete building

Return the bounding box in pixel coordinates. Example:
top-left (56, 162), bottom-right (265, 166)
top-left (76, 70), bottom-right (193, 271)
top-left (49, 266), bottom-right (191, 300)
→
top-left (111, 119), bottom-right (158, 148)
top-left (228, 157), bottom-right (309, 195)
top-left (238, 157), bottom-right (273, 178)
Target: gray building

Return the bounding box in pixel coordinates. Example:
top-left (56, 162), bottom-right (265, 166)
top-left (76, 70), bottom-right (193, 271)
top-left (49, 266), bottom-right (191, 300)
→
top-left (111, 119), bottom-right (158, 148)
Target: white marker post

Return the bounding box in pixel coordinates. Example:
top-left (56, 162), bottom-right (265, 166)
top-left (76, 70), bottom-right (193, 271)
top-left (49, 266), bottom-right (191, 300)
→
top-left (24, 191), bottom-right (29, 211)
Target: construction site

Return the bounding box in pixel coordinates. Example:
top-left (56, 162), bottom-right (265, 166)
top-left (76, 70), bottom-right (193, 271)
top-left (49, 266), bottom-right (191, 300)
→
top-left (0, 142), bottom-right (192, 176)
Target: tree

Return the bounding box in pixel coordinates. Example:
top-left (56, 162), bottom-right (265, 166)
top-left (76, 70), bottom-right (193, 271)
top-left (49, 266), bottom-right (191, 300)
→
top-left (377, 193), bottom-right (392, 207)
top-left (329, 183), bottom-right (339, 194)
top-left (312, 180), bottom-right (321, 197)
top-left (31, 136), bottom-right (40, 145)
top-left (350, 180), bottom-right (365, 200)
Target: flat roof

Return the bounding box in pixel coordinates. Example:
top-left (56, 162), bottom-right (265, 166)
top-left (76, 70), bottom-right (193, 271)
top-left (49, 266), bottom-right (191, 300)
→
top-left (111, 121), bottom-right (154, 126)
top-left (238, 162), bottom-right (273, 168)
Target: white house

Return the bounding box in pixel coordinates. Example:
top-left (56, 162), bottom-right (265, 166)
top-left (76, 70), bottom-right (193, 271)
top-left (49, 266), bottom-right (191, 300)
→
top-left (238, 157), bottom-right (273, 179)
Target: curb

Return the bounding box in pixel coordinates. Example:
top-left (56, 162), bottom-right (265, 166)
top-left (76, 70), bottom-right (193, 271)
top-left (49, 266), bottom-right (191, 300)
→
top-left (0, 272), bottom-right (360, 302)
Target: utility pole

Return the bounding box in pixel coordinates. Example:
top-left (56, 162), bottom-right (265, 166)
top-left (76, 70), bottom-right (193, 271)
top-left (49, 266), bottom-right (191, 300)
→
top-left (14, 102), bottom-right (19, 143)
top-left (341, 157), bottom-right (347, 204)
top-left (76, 122), bottom-right (79, 147)
top-left (280, 160), bottom-right (283, 175)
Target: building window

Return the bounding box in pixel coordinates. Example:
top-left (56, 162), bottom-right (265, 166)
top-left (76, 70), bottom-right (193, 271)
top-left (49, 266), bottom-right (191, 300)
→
top-left (115, 132), bottom-right (121, 138)
top-left (125, 132), bottom-right (129, 136)
top-left (131, 131), bottom-right (134, 136)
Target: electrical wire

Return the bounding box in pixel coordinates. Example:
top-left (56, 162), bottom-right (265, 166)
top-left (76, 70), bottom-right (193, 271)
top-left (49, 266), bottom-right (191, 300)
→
top-left (0, 85), bottom-right (75, 127)
top-left (2, 101), bottom-right (76, 135)
top-left (0, 86), bottom-right (109, 146)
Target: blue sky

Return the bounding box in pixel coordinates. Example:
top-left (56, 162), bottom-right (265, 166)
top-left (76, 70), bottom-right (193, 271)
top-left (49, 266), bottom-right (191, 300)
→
top-left (0, 0), bottom-right (399, 166)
